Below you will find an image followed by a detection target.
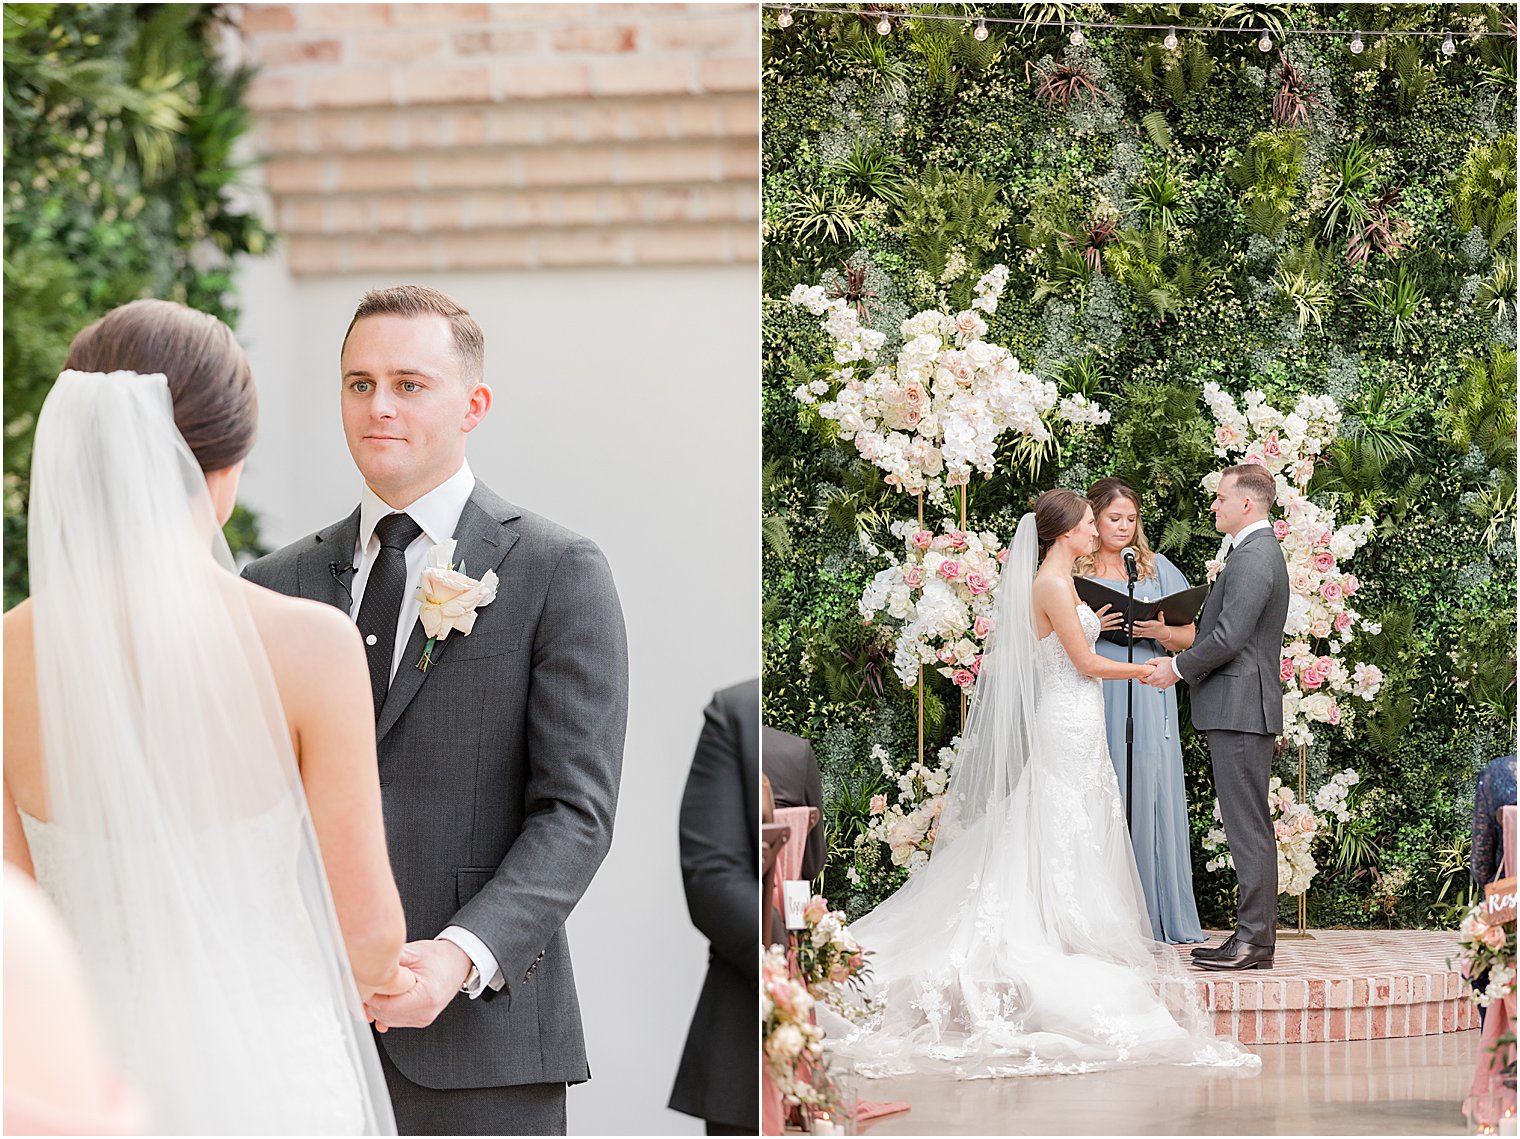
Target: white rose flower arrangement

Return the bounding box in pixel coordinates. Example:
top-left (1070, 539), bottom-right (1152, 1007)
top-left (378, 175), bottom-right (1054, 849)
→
top-left (790, 265), bottom-right (1108, 505)
top-left (859, 521), bottom-right (1005, 690)
top-left (1201, 384), bottom-right (1382, 744)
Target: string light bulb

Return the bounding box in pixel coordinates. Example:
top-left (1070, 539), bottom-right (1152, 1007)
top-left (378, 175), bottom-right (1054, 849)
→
top-left (1163, 26), bottom-right (1178, 50)
top-left (974, 17), bottom-right (988, 42)
top-left (876, 10), bottom-right (891, 35)
top-left (776, 6), bottom-right (792, 29)
top-left (1258, 29), bottom-right (1273, 51)
top-left (1070, 24), bottom-right (1086, 46)
top-left (1442, 30), bottom-right (1456, 56)
top-left (1349, 30), bottom-right (1364, 54)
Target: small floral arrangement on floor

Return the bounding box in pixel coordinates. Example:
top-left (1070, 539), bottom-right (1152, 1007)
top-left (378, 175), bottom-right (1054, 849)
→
top-left (794, 895), bottom-right (872, 1018)
top-left (1454, 895), bottom-right (1517, 1008)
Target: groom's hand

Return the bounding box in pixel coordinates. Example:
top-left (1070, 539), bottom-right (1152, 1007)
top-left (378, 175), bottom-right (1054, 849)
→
top-left (364, 939), bottom-right (473, 1032)
top-left (1144, 658), bottom-right (1180, 689)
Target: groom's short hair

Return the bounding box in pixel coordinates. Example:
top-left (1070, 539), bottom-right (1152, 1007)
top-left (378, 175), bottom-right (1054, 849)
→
top-left (343, 285), bottom-right (484, 384)
top-left (1222, 463), bottom-right (1276, 514)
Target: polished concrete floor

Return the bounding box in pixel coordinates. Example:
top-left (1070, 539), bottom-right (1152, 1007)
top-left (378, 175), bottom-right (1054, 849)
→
top-left (854, 1029), bottom-right (1478, 1135)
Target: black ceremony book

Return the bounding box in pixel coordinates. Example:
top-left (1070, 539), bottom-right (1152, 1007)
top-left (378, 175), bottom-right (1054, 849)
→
top-left (1072, 577), bottom-right (1210, 647)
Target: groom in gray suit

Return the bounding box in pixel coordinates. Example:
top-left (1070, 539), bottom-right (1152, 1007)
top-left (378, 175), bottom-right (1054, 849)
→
top-left (1145, 463), bottom-right (1288, 971)
top-left (244, 285), bottom-right (627, 1133)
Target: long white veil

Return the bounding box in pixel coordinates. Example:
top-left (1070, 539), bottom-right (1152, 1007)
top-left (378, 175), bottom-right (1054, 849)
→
top-left (26, 370), bottom-right (395, 1133)
top-left (822, 512), bottom-right (1257, 1080)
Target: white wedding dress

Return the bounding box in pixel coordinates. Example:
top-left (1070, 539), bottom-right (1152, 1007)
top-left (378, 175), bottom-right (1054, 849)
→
top-left (822, 516), bottom-right (1260, 1080)
top-left (21, 371), bottom-right (395, 1133)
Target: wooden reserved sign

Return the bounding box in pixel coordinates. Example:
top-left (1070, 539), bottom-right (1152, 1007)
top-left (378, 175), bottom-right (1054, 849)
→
top-left (1483, 875), bottom-right (1516, 923)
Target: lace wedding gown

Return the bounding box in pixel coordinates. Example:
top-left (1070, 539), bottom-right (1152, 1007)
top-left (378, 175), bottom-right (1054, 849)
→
top-left (823, 526), bottom-right (1260, 1080)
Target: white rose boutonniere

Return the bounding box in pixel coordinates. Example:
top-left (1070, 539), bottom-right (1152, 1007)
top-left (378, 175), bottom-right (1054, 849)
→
top-left (414, 539), bottom-right (499, 672)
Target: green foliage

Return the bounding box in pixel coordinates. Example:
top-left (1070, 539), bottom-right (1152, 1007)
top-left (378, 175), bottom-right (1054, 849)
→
top-left (826, 137), bottom-right (909, 207)
top-left (4, 3), bottom-right (270, 606)
top-left (764, 3), bottom-right (1517, 931)
top-left (787, 184), bottom-right (866, 245)
top-left (895, 166), bottom-right (1012, 285)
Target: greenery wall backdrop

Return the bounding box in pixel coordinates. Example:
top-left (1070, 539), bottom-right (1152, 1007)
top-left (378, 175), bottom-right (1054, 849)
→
top-left (761, 2), bottom-right (1517, 932)
top-left (4, 2), bottom-right (269, 609)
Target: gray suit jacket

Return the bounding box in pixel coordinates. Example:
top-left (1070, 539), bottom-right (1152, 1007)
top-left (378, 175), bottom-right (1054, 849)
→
top-left (1175, 525), bottom-right (1290, 736)
top-left (760, 726), bottom-right (825, 880)
top-left (243, 481), bottom-right (628, 1091)
top-left (668, 680), bottom-right (759, 1130)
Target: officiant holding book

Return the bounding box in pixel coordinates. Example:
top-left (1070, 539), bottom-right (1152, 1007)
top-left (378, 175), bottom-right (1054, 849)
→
top-left (1076, 478), bottom-right (1206, 944)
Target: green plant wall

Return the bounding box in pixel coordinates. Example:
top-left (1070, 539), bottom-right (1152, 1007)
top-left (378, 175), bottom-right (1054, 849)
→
top-left (761, 2), bottom-right (1517, 931)
top-left (4, 2), bottom-right (271, 608)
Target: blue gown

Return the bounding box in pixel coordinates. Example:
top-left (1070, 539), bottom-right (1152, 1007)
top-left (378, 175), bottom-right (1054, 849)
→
top-left (1088, 553), bottom-right (1206, 944)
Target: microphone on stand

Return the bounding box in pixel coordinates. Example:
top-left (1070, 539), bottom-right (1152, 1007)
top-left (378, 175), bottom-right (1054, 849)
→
top-left (1121, 546), bottom-right (1139, 583)
top-left (1120, 545), bottom-right (1139, 835)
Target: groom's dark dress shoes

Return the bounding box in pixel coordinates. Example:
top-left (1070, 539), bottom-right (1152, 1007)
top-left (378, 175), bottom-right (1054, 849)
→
top-left (1189, 934), bottom-right (1237, 961)
top-left (1193, 939), bottom-right (1274, 971)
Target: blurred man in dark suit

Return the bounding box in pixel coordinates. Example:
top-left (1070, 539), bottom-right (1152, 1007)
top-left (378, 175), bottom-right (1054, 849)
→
top-left (760, 726), bottom-right (825, 880)
top-left (668, 681), bottom-right (758, 1136)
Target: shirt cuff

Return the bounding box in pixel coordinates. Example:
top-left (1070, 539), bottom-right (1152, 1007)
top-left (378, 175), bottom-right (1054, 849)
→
top-left (1166, 654), bottom-right (1183, 680)
top-left (437, 926), bottom-right (505, 998)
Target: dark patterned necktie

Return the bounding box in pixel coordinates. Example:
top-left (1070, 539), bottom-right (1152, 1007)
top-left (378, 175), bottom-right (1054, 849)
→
top-left (356, 512), bottom-right (423, 715)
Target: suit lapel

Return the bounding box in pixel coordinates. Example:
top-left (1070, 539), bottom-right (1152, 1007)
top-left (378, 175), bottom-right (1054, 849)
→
top-left (375, 485), bottom-right (523, 744)
top-left (296, 507), bottom-right (362, 611)
top-left (1200, 526), bottom-right (1274, 630)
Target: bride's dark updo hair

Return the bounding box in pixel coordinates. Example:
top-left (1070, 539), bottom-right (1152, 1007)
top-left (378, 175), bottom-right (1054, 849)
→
top-left (1034, 488), bottom-right (1091, 558)
top-left (63, 299), bottom-right (257, 473)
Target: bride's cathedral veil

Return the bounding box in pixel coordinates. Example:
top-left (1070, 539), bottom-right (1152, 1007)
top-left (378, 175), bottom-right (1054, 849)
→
top-left (27, 370), bottom-right (395, 1133)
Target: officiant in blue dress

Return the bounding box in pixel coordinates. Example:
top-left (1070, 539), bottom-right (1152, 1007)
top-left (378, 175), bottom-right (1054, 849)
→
top-left (1079, 478), bottom-right (1206, 944)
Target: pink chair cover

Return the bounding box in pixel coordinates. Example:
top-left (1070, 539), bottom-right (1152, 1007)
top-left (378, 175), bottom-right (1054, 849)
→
top-left (1466, 995), bottom-right (1517, 1127)
top-left (1502, 805), bottom-right (1516, 878)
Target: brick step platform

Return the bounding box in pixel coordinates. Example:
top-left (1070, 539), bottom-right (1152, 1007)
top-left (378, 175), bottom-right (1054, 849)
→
top-left (1178, 929), bottom-right (1478, 1045)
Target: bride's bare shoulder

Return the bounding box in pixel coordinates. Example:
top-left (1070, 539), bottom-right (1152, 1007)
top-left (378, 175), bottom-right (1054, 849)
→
top-left (235, 579), bottom-right (364, 678)
top-left (1029, 568), bottom-right (1074, 604)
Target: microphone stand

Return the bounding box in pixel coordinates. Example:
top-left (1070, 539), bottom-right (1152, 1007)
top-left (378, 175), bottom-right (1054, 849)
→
top-left (1124, 553), bottom-right (1138, 836)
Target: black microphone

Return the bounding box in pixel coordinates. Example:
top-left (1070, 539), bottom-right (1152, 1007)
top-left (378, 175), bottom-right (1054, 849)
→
top-left (329, 562), bottom-right (355, 602)
top-left (1121, 546), bottom-right (1139, 583)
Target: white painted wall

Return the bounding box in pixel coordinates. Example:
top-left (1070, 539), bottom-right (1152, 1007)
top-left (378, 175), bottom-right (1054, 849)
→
top-left (235, 251), bottom-right (757, 1135)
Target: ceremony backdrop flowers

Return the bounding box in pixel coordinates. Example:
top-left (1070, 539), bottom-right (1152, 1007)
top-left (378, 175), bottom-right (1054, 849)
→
top-left (1204, 769), bottom-right (1359, 896)
top-left (763, 3), bottom-right (1516, 934)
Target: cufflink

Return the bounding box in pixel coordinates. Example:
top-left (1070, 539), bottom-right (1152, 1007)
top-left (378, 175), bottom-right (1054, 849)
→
top-left (460, 964), bottom-right (480, 993)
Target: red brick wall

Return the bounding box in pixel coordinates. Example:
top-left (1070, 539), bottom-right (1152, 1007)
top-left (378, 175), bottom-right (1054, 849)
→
top-left (229, 3), bottom-right (758, 273)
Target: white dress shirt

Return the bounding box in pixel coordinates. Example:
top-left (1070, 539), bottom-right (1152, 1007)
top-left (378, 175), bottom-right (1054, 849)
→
top-left (349, 459), bottom-right (504, 998)
top-left (1165, 518), bottom-right (1274, 680)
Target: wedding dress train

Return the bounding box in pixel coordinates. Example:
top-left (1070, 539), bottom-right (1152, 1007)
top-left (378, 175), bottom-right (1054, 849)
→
top-left (822, 517), bottom-right (1260, 1081)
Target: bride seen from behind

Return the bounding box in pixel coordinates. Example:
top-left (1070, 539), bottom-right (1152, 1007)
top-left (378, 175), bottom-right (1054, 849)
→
top-left (820, 489), bottom-right (1260, 1081)
top-left (2, 299), bottom-right (411, 1133)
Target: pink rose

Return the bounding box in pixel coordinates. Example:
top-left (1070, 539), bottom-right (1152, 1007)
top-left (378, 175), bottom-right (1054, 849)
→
top-left (1297, 813), bottom-right (1317, 833)
top-left (1321, 581), bottom-right (1342, 602)
top-left (973, 615), bottom-right (994, 639)
top-left (953, 311), bottom-right (984, 338)
top-left (902, 565), bottom-right (924, 589)
top-left (1326, 702), bottom-right (1341, 726)
top-left (904, 382), bottom-right (926, 406)
top-left (1280, 659), bottom-right (1296, 682)
top-left (969, 656), bottom-right (981, 676)
top-left (1483, 923), bottom-right (1508, 950)
top-left (1273, 520), bottom-right (1290, 539)
top-left (1264, 432), bottom-right (1282, 458)
top-left (1301, 667), bottom-right (1324, 690)
top-left (1310, 619), bottom-right (1332, 639)
top-left (1342, 574), bottom-right (1359, 596)
top-left (998, 548), bottom-right (1009, 565)
top-left (938, 559), bottom-right (964, 582)
top-left (1334, 612), bottom-right (1352, 633)
top-left (804, 895), bottom-right (829, 924)
top-left (1245, 454), bottom-right (1267, 467)
top-left (1313, 551), bottom-right (1335, 573)
top-left (945, 529), bottom-right (969, 551)
top-left (1318, 655), bottom-right (1334, 672)
top-left (938, 646), bottom-right (957, 664)
top-left (966, 572), bottom-right (992, 595)
top-left (1316, 528), bottom-right (1333, 548)
top-left (1274, 821), bottom-right (1292, 840)
top-left (951, 669), bottom-right (975, 688)
top-left (912, 530), bottom-right (934, 550)
top-left (869, 794), bottom-right (887, 815)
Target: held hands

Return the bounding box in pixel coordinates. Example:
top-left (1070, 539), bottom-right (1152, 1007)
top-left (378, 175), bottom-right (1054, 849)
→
top-left (1140, 657), bottom-right (1181, 689)
top-left (364, 939), bottom-right (473, 1033)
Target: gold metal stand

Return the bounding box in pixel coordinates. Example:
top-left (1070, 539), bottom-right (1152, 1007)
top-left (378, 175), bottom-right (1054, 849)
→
top-left (1279, 741), bottom-right (1316, 940)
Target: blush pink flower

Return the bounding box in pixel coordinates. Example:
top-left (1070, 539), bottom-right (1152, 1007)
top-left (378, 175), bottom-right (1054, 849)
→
top-left (951, 669), bottom-right (976, 688)
top-left (1334, 612), bottom-right (1352, 633)
top-left (969, 656), bottom-right (981, 676)
top-left (1273, 520), bottom-right (1290, 539)
top-left (868, 794), bottom-right (888, 815)
top-left (1297, 812), bottom-right (1317, 833)
top-left (803, 895), bottom-right (829, 924)
top-left (938, 559), bottom-right (964, 582)
top-left (1321, 580), bottom-right (1343, 602)
top-left (973, 615), bottom-right (994, 639)
top-left (1313, 551), bottom-right (1335, 573)
top-left (1301, 667), bottom-right (1324, 690)
top-left (938, 646), bottom-right (957, 664)
top-left (902, 565), bottom-right (924, 589)
top-left (1263, 432), bottom-right (1282, 458)
top-left (1342, 574), bottom-right (1359, 596)
top-left (944, 529), bottom-right (969, 551)
top-left (965, 572), bottom-right (992, 595)
top-left (1326, 702), bottom-right (1341, 726)
top-left (912, 530), bottom-right (934, 550)
top-left (1280, 659), bottom-right (1296, 682)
